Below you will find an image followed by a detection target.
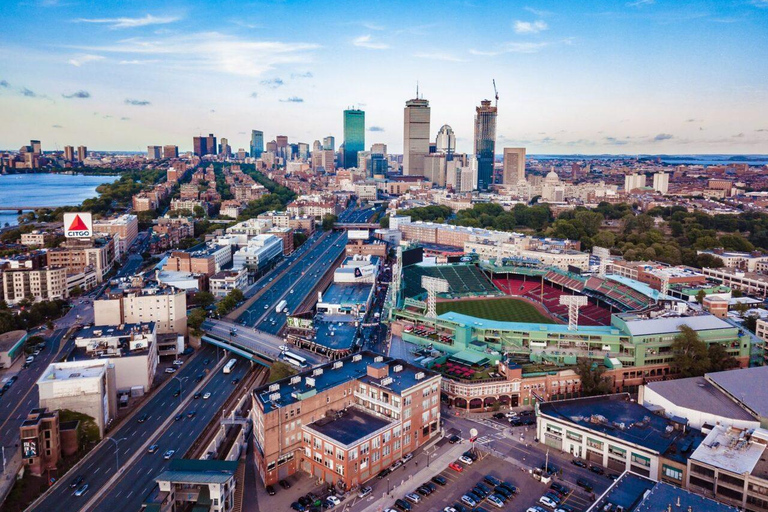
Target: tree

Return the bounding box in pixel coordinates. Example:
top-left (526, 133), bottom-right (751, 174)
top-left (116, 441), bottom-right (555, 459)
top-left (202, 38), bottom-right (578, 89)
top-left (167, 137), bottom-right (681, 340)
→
top-left (193, 205), bottom-right (207, 218)
top-left (70, 285), bottom-right (84, 298)
top-left (293, 231), bottom-right (308, 249)
top-left (194, 291), bottom-right (215, 308)
top-left (322, 214), bottom-right (338, 231)
top-left (230, 289), bottom-right (244, 303)
top-left (695, 290), bottom-right (706, 304)
top-left (379, 216), bottom-right (390, 229)
top-left (672, 325), bottom-right (710, 378)
top-left (575, 359), bottom-right (613, 397)
top-left (707, 343), bottom-right (739, 373)
top-left (188, 308), bottom-right (207, 333)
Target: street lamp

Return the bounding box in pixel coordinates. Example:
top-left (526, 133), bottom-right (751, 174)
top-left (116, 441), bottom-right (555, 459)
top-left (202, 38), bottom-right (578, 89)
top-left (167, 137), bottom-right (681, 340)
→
top-left (172, 376), bottom-right (187, 402)
top-left (106, 437), bottom-right (127, 472)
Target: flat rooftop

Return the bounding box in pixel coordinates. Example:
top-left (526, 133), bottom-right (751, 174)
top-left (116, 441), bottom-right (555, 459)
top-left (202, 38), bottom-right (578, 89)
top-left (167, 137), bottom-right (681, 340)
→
top-left (38, 360), bottom-right (108, 382)
top-left (690, 425), bottom-right (768, 477)
top-left (75, 322), bottom-right (155, 339)
top-left (539, 394), bottom-right (698, 455)
top-left (707, 366), bottom-right (768, 418)
top-left (618, 314), bottom-right (733, 336)
top-left (588, 473), bottom-right (655, 512)
top-left (157, 459), bottom-right (238, 485)
top-left (634, 481), bottom-right (738, 512)
top-left (313, 319), bottom-right (357, 351)
top-left (305, 407), bottom-right (391, 447)
top-left (0, 330), bottom-right (26, 352)
top-left (321, 282), bottom-right (372, 306)
top-left (645, 376), bottom-right (757, 423)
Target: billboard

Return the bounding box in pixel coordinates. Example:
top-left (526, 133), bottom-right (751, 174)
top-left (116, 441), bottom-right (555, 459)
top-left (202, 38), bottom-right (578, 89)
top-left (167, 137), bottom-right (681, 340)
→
top-left (401, 247), bottom-right (424, 267)
top-left (348, 229), bottom-right (370, 240)
top-left (287, 317), bottom-right (313, 330)
top-left (22, 438), bottom-right (38, 458)
top-left (63, 212), bottom-right (93, 238)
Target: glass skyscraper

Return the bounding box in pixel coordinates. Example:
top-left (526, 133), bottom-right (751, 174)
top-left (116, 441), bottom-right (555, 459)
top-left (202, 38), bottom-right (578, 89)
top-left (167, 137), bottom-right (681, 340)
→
top-left (473, 100), bottom-right (497, 191)
top-left (343, 109), bottom-right (365, 169)
top-left (250, 130), bottom-right (264, 158)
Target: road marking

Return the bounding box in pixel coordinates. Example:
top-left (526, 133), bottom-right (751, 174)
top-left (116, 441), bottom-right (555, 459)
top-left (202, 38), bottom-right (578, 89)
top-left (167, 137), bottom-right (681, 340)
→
top-left (93, 467), bottom-right (101, 475)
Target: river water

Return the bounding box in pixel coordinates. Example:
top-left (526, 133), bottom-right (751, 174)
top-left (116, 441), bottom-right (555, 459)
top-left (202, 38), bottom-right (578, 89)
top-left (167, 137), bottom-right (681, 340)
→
top-left (0, 173), bottom-right (119, 227)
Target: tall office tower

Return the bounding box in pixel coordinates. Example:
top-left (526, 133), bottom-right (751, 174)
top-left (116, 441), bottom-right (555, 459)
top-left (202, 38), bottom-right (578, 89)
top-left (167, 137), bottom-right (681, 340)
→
top-left (343, 109), bottom-right (365, 169)
top-left (219, 138), bottom-right (231, 158)
top-left (266, 140), bottom-right (277, 154)
top-left (321, 150), bottom-right (335, 172)
top-left (653, 172), bottom-right (669, 194)
top-left (298, 143), bottom-right (309, 161)
top-left (323, 136), bottom-right (335, 152)
top-left (77, 145), bottom-right (88, 162)
top-left (147, 146), bottom-right (162, 160)
top-left (250, 130), bottom-right (264, 158)
top-left (31, 140), bottom-right (41, 155)
top-left (371, 143), bottom-right (387, 155)
top-left (64, 146), bottom-right (75, 162)
top-left (502, 147), bottom-right (526, 184)
top-left (338, 143), bottom-right (345, 168)
top-left (473, 100), bottom-right (497, 191)
top-left (163, 145), bottom-right (179, 159)
top-left (312, 140), bottom-right (323, 152)
top-left (205, 133), bottom-right (217, 156)
top-left (288, 143), bottom-right (299, 161)
top-left (193, 136), bottom-right (207, 157)
top-left (435, 125), bottom-right (456, 156)
top-left (276, 136), bottom-right (288, 160)
top-left (403, 97), bottom-right (430, 176)
top-left (370, 153), bottom-right (388, 176)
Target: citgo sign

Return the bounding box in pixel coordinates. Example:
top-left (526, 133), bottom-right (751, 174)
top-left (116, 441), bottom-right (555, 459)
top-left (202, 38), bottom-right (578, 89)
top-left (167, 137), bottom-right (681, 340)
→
top-left (63, 212), bottom-right (93, 238)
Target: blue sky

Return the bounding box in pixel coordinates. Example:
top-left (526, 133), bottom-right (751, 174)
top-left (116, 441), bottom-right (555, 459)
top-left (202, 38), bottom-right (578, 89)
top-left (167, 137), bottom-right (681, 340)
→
top-left (1, 0), bottom-right (767, 154)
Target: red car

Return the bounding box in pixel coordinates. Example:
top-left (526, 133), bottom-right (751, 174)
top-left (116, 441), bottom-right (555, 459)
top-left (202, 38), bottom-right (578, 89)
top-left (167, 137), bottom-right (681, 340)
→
top-left (449, 462), bottom-right (464, 472)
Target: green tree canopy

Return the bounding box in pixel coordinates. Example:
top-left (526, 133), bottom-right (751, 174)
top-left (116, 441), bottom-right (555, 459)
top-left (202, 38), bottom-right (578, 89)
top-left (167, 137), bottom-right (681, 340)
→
top-left (672, 325), bottom-right (710, 378)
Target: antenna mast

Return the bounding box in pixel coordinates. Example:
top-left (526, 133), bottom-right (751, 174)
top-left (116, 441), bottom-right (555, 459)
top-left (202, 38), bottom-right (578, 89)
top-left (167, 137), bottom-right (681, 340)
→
top-left (493, 79), bottom-right (499, 108)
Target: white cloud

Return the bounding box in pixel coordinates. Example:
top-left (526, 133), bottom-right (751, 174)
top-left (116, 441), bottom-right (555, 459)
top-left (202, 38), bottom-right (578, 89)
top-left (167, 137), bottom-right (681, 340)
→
top-left (513, 20), bottom-right (548, 34)
top-left (68, 54), bottom-right (105, 66)
top-left (413, 52), bottom-right (466, 62)
top-left (74, 14), bottom-right (182, 29)
top-left (352, 35), bottom-right (389, 50)
top-left (67, 32), bottom-right (319, 77)
top-left (470, 42), bottom-right (550, 56)
top-left (626, 0), bottom-right (655, 7)
top-left (524, 6), bottom-right (553, 17)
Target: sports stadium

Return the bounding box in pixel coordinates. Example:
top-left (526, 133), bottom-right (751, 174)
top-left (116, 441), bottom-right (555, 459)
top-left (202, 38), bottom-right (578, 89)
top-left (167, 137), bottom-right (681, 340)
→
top-left (387, 250), bottom-right (751, 409)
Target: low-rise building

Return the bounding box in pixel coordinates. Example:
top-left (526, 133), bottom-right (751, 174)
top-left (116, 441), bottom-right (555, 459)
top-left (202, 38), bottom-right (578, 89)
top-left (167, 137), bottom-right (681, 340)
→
top-left (20, 231), bottom-right (54, 247)
top-left (702, 267), bottom-right (768, 298)
top-left (46, 237), bottom-right (115, 283)
top-left (94, 285), bottom-right (187, 335)
top-left (93, 214), bottom-right (139, 257)
top-left (146, 459), bottom-right (238, 512)
top-left (1, 260), bottom-right (67, 304)
top-left (0, 330), bottom-right (27, 368)
top-left (20, 408), bottom-right (61, 477)
top-left (232, 235), bottom-right (283, 271)
top-left (210, 268), bottom-right (248, 298)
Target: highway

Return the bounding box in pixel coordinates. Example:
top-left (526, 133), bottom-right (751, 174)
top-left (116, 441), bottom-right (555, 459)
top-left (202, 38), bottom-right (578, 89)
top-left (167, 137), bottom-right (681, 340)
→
top-left (29, 345), bottom-right (250, 512)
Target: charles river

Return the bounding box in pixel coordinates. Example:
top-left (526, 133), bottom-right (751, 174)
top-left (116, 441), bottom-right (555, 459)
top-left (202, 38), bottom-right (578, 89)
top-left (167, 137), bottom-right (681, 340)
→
top-left (0, 173), bottom-right (119, 227)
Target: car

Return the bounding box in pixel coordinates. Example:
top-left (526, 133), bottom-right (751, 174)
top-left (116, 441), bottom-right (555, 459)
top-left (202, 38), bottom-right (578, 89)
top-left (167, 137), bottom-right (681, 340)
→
top-left (137, 413), bottom-right (148, 423)
top-left (69, 475), bottom-right (84, 488)
top-left (539, 496), bottom-right (558, 508)
top-left (555, 506), bottom-right (575, 512)
top-left (377, 468), bottom-right (392, 479)
top-left (466, 491), bottom-right (482, 503)
top-left (499, 483), bottom-right (518, 495)
top-left (148, 444), bottom-right (159, 453)
top-left (492, 412), bottom-right (506, 419)
top-left (173, 389), bottom-right (181, 397)
top-left (390, 460), bottom-right (403, 470)
top-left (463, 450), bottom-right (478, 461)
top-left (202, 358), bottom-right (210, 365)
top-left (527, 508), bottom-right (548, 512)
top-left (505, 411), bottom-right (518, 418)
top-left (551, 483), bottom-right (570, 495)
top-left (415, 486), bottom-right (430, 496)
top-left (187, 410), bottom-right (196, 418)
top-left (402, 452), bottom-right (413, 463)
top-left (196, 373), bottom-right (204, 382)
top-left (423, 482), bottom-right (437, 493)
top-left (449, 461), bottom-right (464, 472)
top-left (164, 449), bottom-right (175, 459)
top-left (449, 435), bottom-right (461, 444)
top-left (452, 504), bottom-right (469, 512)
top-left (484, 475), bottom-right (502, 487)
top-left (460, 495), bottom-right (477, 507)
top-left (495, 486), bottom-right (513, 499)
top-left (266, 485), bottom-right (276, 496)
top-left (608, 473), bottom-right (620, 481)
top-left (173, 359), bottom-right (183, 366)
top-left (165, 367), bottom-right (176, 374)
top-left (298, 496), bottom-right (311, 506)
top-left (194, 392), bottom-right (201, 399)
top-left (174, 413), bottom-right (183, 421)
top-left (432, 475), bottom-right (447, 486)
top-left (458, 455), bottom-right (474, 465)
top-left (476, 482), bottom-right (491, 494)
top-left (443, 508), bottom-right (458, 512)
top-left (327, 496), bottom-right (341, 506)
top-left (290, 503), bottom-right (305, 512)
top-left (544, 492), bottom-right (562, 504)
top-left (232, 378), bottom-right (240, 385)
top-left (203, 392), bottom-right (211, 400)
top-left (589, 465), bottom-right (605, 475)
top-left (576, 479), bottom-right (593, 492)
top-left (74, 484), bottom-right (89, 497)
top-left (487, 495), bottom-right (504, 508)
top-left (358, 486), bottom-right (372, 498)
top-left (571, 459), bottom-right (587, 468)
top-left (394, 499), bottom-right (412, 511)
top-left (405, 493), bottom-right (421, 504)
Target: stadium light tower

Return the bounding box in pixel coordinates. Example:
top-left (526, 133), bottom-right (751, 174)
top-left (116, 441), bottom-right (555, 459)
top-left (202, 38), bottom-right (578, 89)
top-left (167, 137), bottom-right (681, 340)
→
top-left (560, 295), bottom-right (588, 331)
top-left (422, 276), bottom-right (450, 319)
top-left (391, 247), bottom-right (403, 306)
top-left (659, 274), bottom-right (669, 299)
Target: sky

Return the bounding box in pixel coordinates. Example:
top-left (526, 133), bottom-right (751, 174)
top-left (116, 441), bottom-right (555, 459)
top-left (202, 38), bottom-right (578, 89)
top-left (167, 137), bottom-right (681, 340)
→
top-left (1, 0), bottom-right (768, 155)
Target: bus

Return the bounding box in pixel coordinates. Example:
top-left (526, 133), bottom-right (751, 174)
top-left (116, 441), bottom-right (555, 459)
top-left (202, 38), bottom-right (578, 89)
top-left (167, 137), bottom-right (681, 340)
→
top-left (281, 350), bottom-right (308, 369)
top-left (223, 358), bottom-right (237, 374)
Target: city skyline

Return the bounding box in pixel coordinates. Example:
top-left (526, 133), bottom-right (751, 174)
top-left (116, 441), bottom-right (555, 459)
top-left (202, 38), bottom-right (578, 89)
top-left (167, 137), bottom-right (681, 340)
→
top-left (1, 0), bottom-right (767, 154)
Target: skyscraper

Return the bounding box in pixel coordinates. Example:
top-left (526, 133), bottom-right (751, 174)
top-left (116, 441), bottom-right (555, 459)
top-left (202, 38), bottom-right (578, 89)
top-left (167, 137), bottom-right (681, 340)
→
top-left (474, 100), bottom-right (497, 191)
top-left (147, 146), bottom-right (162, 160)
top-left (77, 145), bottom-right (88, 162)
top-left (323, 136), bottom-right (335, 152)
top-left (193, 136), bottom-right (207, 157)
top-left (219, 138), bottom-right (231, 158)
top-left (250, 130), bottom-right (264, 158)
top-left (435, 125), bottom-right (456, 156)
top-left (163, 145), bottom-right (178, 159)
top-left (276, 135), bottom-right (289, 161)
top-left (403, 97), bottom-right (430, 176)
top-left (652, 172), bottom-right (669, 194)
top-left (343, 109), bottom-right (365, 169)
top-left (64, 146), bottom-right (74, 162)
top-left (502, 147), bottom-right (526, 185)
top-left (206, 133), bottom-right (217, 156)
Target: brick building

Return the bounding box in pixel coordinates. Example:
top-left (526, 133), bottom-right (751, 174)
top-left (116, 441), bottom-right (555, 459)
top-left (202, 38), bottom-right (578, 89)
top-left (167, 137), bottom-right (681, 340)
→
top-left (20, 408), bottom-right (61, 477)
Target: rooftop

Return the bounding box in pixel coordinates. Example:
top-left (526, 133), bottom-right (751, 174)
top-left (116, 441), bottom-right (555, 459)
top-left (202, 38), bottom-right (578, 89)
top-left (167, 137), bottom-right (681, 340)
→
top-left (706, 366), bottom-right (768, 418)
top-left (320, 283), bottom-right (372, 306)
top-left (38, 360), bottom-right (108, 383)
top-left (690, 425), bottom-right (768, 477)
top-left (156, 459), bottom-right (238, 485)
top-left (618, 314), bottom-right (733, 336)
top-left (634, 481), bottom-right (738, 512)
top-left (75, 322), bottom-right (156, 340)
top-left (313, 319), bottom-right (357, 351)
top-left (645, 376), bottom-right (756, 423)
top-left (0, 330), bottom-right (26, 352)
top-left (588, 473), bottom-right (656, 512)
top-left (304, 407), bottom-right (392, 447)
top-left (438, 311), bottom-right (619, 336)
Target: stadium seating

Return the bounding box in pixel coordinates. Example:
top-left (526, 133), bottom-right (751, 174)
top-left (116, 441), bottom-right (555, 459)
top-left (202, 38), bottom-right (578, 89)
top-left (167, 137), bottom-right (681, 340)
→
top-left (493, 276), bottom-right (541, 296)
top-left (402, 264), bottom-right (498, 298)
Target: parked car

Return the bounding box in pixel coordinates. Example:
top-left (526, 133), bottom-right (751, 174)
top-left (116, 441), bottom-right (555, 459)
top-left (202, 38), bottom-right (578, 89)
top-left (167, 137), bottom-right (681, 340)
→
top-left (402, 453), bottom-right (413, 463)
top-left (449, 462), bottom-right (464, 472)
top-left (326, 496), bottom-right (341, 507)
top-left (377, 468), bottom-right (392, 479)
top-left (405, 493), bottom-right (421, 504)
top-left (589, 465), bottom-right (605, 475)
top-left (463, 450), bottom-right (478, 461)
top-left (460, 495), bottom-right (477, 507)
top-left (458, 455), bottom-right (474, 465)
top-left (484, 475), bottom-right (502, 487)
top-left (487, 495), bottom-right (504, 508)
top-left (266, 485), bottom-right (276, 496)
top-left (539, 495), bottom-right (558, 509)
top-left (394, 499), bottom-right (412, 511)
top-left (358, 486), bottom-right (372, 498)
top-left (571, 459), bottom-right (587, 468)
top-left (290, 503), bottom-right (305, 512)
top-left (431, 475), bottom-right (447, 486)
top-left (279, 479), bottom-right (291, 489)
top-left (576, 479), bottom-right (593, 492)
top-left (492, 412), bottom-right (505, 419)
top-left (551, 483), bottom-right (570, 495)
top-left (164, 367), bottom-right (176, 374)
top-left (390, 460), bottom-right (403, 470)
top-left (449, 435), bottom-right (461, 444)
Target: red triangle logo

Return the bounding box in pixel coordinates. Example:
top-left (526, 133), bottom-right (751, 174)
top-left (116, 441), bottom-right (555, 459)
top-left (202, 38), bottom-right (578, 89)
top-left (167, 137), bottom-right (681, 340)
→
top-left (68, 215), bottom-right (89, 231)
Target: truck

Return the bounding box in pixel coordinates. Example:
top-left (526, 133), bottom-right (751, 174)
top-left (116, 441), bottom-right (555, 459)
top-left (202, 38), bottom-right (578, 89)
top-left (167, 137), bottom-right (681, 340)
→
top-left (276, 299), bottom-right (288, 314)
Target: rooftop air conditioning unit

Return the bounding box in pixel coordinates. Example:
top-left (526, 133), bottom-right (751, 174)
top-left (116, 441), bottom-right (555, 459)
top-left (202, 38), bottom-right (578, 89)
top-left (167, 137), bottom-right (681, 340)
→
top-left (313, 368), bottom-right (324, 376)
top-left (269, 392), bottom-right (281, 402)
top-left (352, 354), bottom-right (362, 362)
top-left (290, 376), bottom-right (301, 385)
top-left (374, 356), bottom-right (384, 362)
top-left (305, 377), bottom-right (315, 388)
top-left (333, 361), bottom-right (343, 369)
top-left (393, 365), bottom-right (403, 373)
top-left (415, 372), bottom-right (425, 380)
top-left (269, 383), bottom-right (280, 392)
top-left (381, 377), bottom-right (393, 386)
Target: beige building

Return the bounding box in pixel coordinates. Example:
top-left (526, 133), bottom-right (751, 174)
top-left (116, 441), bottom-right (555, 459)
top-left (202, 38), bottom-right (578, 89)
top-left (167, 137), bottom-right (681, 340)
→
top-left (502, 147), bottom-right (526, 185)
top-left (20, 231), bottom-right (53, 247)
top-left (93, 214), bottom-right (139, 257)
top-left (46, 238), bottom-right (115, 282)
top-left (94, 286), bottom-right (187, 335)
top-left (2, 260), bottom-right (67, 304)
top-left (403, 98), bottom-right (430, 176)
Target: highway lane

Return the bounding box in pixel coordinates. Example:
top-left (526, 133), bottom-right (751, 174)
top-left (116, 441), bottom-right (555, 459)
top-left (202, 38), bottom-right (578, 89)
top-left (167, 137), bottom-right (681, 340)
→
top-left (89, 361), bottom-right (252, 512)
top-left (29, 344), bottom-right (228, 511)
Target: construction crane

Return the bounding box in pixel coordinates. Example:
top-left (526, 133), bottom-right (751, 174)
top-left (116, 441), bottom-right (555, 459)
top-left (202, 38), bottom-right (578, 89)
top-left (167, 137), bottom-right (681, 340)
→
top-left (492, 79), bottom-right (499, 108)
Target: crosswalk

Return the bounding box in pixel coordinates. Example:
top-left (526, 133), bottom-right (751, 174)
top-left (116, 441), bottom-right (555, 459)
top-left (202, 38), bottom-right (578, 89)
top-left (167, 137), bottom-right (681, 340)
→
top-left (475, 432), bottom-right (506, 445)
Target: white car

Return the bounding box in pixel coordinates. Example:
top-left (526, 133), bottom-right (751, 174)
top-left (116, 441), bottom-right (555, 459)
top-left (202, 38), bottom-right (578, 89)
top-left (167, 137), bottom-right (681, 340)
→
top-left (358, 486), bottom-right (372, 498)
top-left (539, 496), bottom-right (558, 509)
top-left (163, 449), bottom-right (175, 459)
top-left (405, 493), bottom-right (421, 504)
top-left (461, 495), bottom-right (477, 507)
top-left (487, 495), bottom-right (504, 508)
top-left (203, 392), bottom-right (211, 400)
top-left (173, 359), bottom-right (183, 366)
top-left (458, 455), bottom-right (474, 465)
top-left (402, 452), bottom-right (413, 463)
top-left (505, 411), bottom-right (518, 418)
top-left (326, 496), bottom-right (341, 506)
top-left (443, 508), bottom-right (458, 512)
top-left (164, 367), bottom-right (176, 374)
top-left (390, 460), bottom-right (403, 470)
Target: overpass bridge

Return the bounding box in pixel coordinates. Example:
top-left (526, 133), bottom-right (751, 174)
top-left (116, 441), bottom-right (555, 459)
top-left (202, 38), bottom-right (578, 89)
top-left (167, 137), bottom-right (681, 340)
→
top-left (334, 223), bottom-right (380, 230)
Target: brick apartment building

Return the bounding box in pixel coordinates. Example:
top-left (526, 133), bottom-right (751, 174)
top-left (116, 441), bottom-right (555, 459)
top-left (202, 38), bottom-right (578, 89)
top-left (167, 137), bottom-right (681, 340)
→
top-left (46, 237), bottom-right (115, 283)
top-left (251, 352), bottom-right (441, 489)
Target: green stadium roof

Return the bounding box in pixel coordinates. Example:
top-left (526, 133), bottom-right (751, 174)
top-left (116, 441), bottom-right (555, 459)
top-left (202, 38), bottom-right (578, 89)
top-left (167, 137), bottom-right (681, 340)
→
top-left (450, 349), bottom-right (490, 366)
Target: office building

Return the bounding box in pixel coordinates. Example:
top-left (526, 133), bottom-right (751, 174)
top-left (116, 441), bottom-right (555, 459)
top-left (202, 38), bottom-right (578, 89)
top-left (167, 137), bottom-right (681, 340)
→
top-left (94, 285), bottom-right (187, 335)
top-left (473, 100), bottom-right (497, 190)
top-left (250, 130), bottom-right (264, 158)
top-left (147, 146), bottom-right (162, 160)
top-left (502, 147), bottom-right (526, 185)
top-left (370, 143), bottom-right (387, 156)
top-left (209, 268), bottom-right (248, 298)
top-left (219, 137), bottom-right (231, 158)
top-left (298, 142), bottom-right (309, 161)
top-left (403, 97), bottom-right (430, 176)
top-left (652, 172), bottom-right (669, 194)
top-left (343, 109), bottom-right (365, 169)
top-left (232, 234), bottom-right (283, 271)
top-left (93, 214), bottom-right (139, 257)
top-left (64, 145), bottom-right (75, 162)
top-left (435, 125), bottom-right (456, 156)
top-left (20, 408), bottom-right (61, 477)
top-left (251, 351), bottom-right (441, 487)
top-left (37, 360), bottom-right (117, 439)
top-left (163, 145), bottom-right (178, 159)
top-left (46, 238), bottom-right (116, 282)
top-left (77, 146), bottom-right (87, 162)
top-left (206, 133), bottom-right (217, 156)
top-left (193, 136), bottom-right (207, 157)
top-left (276, 135), bottom-right (289, 161)
top-left (323, 136), bottom-right (335, 152)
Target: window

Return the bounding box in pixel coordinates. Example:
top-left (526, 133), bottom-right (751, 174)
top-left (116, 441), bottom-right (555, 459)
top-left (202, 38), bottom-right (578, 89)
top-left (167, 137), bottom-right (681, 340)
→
top-left (609, 445), bottom-right (626, 458)
top-left (662, 465), bottom-right (683, 482)
top-left (349, 448), bottom-right (358, 461)
top-left (566, 431), bottom-right (582, 442)
top-left (587, 438), bottom-right (604, 450)
top-left (360, 443), bottom-right (369, 455)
